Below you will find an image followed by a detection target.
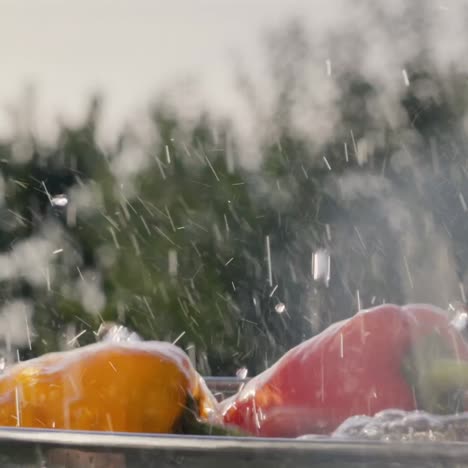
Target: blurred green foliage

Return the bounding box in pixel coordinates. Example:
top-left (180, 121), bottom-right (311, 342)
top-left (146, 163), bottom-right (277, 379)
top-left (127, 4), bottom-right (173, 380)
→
top-left (0, 30), bottom-right (467, 376)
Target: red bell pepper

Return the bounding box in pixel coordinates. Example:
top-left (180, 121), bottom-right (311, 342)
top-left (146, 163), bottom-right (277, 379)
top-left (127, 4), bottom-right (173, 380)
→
top-left (221, 304), bottom-right (468, 437)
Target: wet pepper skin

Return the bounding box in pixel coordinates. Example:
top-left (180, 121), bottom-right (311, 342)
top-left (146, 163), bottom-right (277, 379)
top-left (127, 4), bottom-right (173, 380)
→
top-left (222, 304), bottom-right (468, 437)
top-left (0, 341), bottom-right (217, 433)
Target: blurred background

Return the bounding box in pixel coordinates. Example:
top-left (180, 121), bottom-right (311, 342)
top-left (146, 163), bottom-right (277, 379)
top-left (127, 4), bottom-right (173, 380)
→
top-left (1, 0), bottom-right (468, 376)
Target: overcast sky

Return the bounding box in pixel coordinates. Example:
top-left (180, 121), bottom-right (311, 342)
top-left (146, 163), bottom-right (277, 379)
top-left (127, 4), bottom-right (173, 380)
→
top-left (0, 0), bottom-right (309, 139)
top-left (0, 1), bottom-right (465, 146)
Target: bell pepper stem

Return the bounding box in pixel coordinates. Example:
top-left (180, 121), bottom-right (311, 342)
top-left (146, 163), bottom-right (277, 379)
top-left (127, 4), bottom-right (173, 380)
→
top-left (409, 358), bottom-right (468, 414)
top-left (421, 359), bottom-right (468, 393)
top-left (402, 333), bottom-right (468, 414)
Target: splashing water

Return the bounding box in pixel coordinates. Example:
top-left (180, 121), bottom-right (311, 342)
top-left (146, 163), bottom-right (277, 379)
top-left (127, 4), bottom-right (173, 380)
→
top-left (96, 323), bottom-right (142, 343)
top-left (236, 367), bottom-right (248, 379)
top-left (299, 409), bottom-right (468, 443)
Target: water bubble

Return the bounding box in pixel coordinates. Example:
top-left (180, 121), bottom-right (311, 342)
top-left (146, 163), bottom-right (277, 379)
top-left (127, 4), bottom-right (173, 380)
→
top-left (275, 302), bottom-right (286, 314)
top-left (401, 411), bottom-right (442, 432)
top-left (50, 194), bottom-right (68, 207)
top-left (362, 422), bottom-right (384, 439)
top-left (373, 409), bottom-right (408, 422)
top-left (333, 415), bottom-right (374, 438)
top-left (331, 409), bottom-right (466, 442)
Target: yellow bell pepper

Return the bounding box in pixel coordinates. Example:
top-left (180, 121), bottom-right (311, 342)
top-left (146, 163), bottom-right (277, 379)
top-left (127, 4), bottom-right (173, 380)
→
top-left (0, 341), bottom-right (219, 434)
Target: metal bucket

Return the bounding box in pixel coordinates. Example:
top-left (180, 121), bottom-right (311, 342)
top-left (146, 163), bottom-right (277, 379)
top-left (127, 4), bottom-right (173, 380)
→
top-left (0, 377), bottom-right (465, 468)
top-left (1, 427), bottom-right (468, 468)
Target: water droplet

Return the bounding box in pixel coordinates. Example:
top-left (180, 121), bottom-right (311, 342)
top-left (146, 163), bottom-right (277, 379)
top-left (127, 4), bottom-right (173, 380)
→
top-left (236, 367), bottom-right (248, 379)
top-left (312, 249), bottom-right (330, 286)
top-left (402, 68), bottom-right (410, 87)
top-left (451, 310), bottom-right (468, 331)
top-left (275, 302), bottom-right (286, 314)
top-left (449, 301), bottom-right (468, 332)
top-left (51, 194), bottom-right (68, 207)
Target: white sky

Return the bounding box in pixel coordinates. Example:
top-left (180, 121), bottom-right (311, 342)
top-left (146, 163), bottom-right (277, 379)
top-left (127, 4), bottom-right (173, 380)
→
top-left (0, 0), bottom-right (309, 139)
top-left (0, 1), bottom-right (466, 146)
